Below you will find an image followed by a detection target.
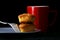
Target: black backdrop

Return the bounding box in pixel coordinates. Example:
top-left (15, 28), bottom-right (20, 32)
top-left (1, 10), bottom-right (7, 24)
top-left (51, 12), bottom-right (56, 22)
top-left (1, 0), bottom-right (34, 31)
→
top-left (0, 0), bottom-right (60, 39)
top-left (0, 0), bottom-right (59, 28)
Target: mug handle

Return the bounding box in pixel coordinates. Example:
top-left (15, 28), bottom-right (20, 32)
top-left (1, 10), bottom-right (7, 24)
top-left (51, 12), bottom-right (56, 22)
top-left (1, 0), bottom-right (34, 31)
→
top-left (49, 10), bottom-right (58, 26)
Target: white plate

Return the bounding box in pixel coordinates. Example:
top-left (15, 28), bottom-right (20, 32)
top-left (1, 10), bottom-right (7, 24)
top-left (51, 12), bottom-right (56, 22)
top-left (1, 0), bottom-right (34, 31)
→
top-left (16, 29), bottom-right (41, 33)
top-left (0, 27), bottom-right (15, 33)
top-left (0, 27), bottom-right (40, 33)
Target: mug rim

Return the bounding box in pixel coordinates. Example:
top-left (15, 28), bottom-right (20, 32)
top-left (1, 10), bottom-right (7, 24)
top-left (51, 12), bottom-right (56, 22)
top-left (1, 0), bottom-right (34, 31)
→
top-left (27, 6), bottom-right (48, 7)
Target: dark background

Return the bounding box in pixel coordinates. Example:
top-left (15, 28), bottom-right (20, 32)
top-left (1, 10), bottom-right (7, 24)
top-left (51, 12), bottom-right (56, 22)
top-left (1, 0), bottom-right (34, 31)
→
top-left (0, 0), bottom-right (59, 32)
top-left (0, 0), bottom-right (59, 40)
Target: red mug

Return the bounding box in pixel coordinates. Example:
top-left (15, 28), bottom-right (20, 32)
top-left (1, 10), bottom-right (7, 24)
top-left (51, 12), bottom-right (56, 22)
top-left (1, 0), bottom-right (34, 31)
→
top-left (27, 6), bottom-right (57, 32)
